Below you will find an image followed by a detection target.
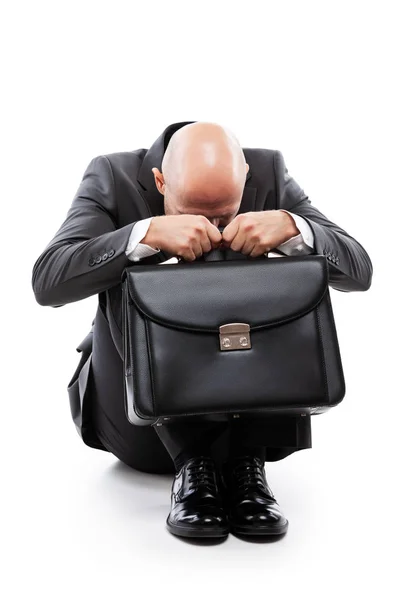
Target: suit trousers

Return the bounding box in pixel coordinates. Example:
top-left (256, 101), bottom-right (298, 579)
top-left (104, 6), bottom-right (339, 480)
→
top-left (90, 299), bottom-right (312, 474)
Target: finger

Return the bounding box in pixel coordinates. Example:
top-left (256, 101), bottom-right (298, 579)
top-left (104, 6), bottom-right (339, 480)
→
top-left (250, 244), bottom-right (268, 258)
top-left (241, 239), bottom-right (256, 255)
top-left (221, 218), bottom-right (240, 244)
top-left (192, 238), bottom-right (204, 258)
top-left (198, 225), bottom-right (213, 253)
top-left (205, 221), bottom-right (223, 248)
top-left (178, 234), bottom-right (198, 261)
top-left (229, 228), bottom-right (248, 252)
top-left (201, 237), bottom-right (213, 254)
top-left (181, 247), bottom-right (197, 262)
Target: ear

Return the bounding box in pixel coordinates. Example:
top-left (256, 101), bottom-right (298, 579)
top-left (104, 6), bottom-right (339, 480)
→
top-left (151, 167), bottom-right (165, 195)
top-left (245, 163), bottom-right (249, 173)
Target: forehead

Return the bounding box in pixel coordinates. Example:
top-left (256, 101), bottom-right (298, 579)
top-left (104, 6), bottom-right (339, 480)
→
top-left (175, 196), bottom-right (238, 216)
top-left (176, 206), bottom-right (236, 218)
top-left (174, 187), bottom-right (239, 208)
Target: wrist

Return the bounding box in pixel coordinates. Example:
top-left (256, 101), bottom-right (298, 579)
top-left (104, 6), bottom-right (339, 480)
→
top-left (142, 216), bottom-right (161, 249)
top-left (279, 210), bottom-right (300, 240)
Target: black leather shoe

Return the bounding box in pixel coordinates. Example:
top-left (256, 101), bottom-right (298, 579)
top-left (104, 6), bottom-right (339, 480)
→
top-left (166, 456), bottom-right (229, 538)
top-left (221, 455), bottom-right (289, 536)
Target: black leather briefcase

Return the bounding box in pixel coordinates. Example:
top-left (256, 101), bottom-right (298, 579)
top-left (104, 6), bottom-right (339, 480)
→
top-left (121, 253), bottom-right (345, 426)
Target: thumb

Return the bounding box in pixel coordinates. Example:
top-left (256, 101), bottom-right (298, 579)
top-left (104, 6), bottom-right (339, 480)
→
top-left (222, 218), bottom-right (239, 243)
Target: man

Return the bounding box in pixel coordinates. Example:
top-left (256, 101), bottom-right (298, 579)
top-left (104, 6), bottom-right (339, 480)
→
top-left (32, 120), bottom-right (372, 540)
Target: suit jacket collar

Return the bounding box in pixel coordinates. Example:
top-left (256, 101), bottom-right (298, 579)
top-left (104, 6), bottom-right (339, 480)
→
top-left (136, 120), bottom-right (254, 217)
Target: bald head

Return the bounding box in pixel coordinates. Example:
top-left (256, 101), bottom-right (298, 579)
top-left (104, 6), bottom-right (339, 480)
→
top-left (152, 122), bottom-right (249, 227)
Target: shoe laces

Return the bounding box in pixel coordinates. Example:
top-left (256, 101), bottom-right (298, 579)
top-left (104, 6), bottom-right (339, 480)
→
top-left (186, 457), bottom-right (217, 493)
top-left (231, 456), bottom-right (275, 499)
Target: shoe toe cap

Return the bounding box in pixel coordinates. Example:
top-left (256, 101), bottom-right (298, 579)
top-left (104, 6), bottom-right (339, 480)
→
top-left (200, 514), bottom-right (226, 527)
top-left (241, 506), bottom-right (286, 527)
top-left (248, 512), bottom-right (280, 525)
top-left (174, 508), bottom-right (226, 528)
top-left (173, 512), bottom-right (228, 531)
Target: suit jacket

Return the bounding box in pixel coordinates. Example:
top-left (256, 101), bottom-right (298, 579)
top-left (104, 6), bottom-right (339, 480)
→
top-left (31, 120), bottom-right (373, 449)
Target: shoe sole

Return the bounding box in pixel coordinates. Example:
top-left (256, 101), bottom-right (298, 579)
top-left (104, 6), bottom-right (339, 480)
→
top-left (230, 519), bottom-right (289, 536)
top-left (166, 518), bottom-right (229, 539)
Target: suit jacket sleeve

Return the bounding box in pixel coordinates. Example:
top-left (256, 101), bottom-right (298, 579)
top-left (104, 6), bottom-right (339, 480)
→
top-left (274, 150), bottom-right (373, 292)
top-left (32, 155), bottom-right (137, 307)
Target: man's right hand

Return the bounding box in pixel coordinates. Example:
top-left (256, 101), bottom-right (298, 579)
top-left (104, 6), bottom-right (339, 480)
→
top-left (142, 215), bottom-right (223, 261)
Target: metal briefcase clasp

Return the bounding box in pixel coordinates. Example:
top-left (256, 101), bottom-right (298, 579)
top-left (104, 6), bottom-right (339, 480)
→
top-left (219, 323), bottom-right (251, 351)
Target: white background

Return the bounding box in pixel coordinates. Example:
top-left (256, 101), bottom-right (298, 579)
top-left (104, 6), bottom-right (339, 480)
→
top-left (1, 1), bottom-right (399, 598)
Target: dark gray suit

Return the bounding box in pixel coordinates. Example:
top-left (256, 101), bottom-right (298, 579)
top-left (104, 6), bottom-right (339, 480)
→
top-left (31, 120), bottom-right (372, 472)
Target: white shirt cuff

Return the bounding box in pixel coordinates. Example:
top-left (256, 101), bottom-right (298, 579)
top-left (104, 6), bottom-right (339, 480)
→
top-left (274, 211), bottom-right (315, 256)
top-left (125, 217), bottom-right (161, 262)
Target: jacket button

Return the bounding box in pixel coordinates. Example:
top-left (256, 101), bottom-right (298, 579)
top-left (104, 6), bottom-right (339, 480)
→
top-left (95, 255), bottom-right (102, 264)
top-left (108, 249), bottom-right (115, 258)
top-left (102, 253), bottom-right (108, 261)
top-left (89, 258), bottom-right (95, 267)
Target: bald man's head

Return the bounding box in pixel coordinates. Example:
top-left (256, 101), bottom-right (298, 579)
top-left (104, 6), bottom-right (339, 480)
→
top-left (151, 122), bottom-right (249, 228)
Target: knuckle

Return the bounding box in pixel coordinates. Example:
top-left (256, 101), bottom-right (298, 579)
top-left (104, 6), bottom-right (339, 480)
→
top-left (243, 222), bottom-right (254, 232)
top-left (180, 241), bottom-right (191, 252)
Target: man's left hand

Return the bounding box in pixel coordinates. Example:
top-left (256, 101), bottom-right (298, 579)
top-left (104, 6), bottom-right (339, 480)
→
top-left (221, 210), bottom-right (300, 257)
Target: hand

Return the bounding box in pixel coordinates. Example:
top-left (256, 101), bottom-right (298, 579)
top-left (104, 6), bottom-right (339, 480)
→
top-left (221, 210), bottom-right (299, 257)
top-left (142, 215), bottom-right (223, 261)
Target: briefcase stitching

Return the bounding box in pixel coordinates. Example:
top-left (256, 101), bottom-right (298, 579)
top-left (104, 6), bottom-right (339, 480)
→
top-left (316, 292), bottom-right (346, 404)
top-left (124, 289), bottom-right (161, 421)
top-left (124, 281), bottom-right (142, 420)
top-left (129, 309), bottom-right (148, 418)
top-left (315, 302), bottom-right (329, 404)
top-left (326, 292), bottom-right (346, 388)
top-left (144, 315), bottom-right (156, 416)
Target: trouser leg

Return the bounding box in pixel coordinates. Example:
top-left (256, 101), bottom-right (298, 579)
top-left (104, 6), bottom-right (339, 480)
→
top-left (153, 411), bottom-right (312, 470)
top-left (153, 417), bottom-right (229, 471)
top-left (227, 416), bottom-right (266, 462)
top-left (90, 304), bottom-right (175, 474)
top-left (227, 412), bottom-right (312, 462)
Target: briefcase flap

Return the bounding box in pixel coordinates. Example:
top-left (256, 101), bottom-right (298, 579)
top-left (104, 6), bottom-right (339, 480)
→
top-left (124, 255), bottom-right (328, 331)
